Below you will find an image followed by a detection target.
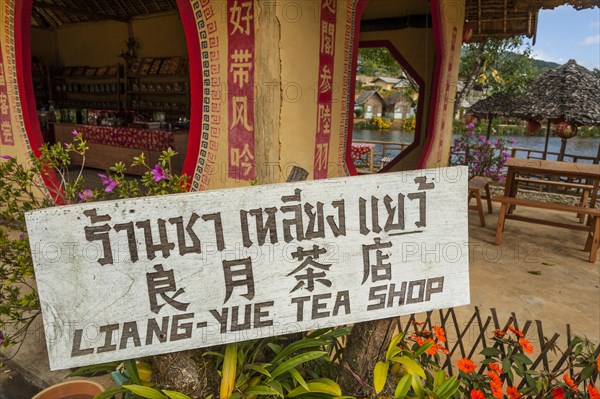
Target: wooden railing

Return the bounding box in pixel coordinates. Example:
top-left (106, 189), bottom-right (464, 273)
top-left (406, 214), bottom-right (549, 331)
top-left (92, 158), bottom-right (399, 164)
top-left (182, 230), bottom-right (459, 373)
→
top-left (351, 141), bottom-right (598, 174)
top-left (509, 147), bottom-right (598, 164)
top-left (352, 139), bottom-right (411, 172)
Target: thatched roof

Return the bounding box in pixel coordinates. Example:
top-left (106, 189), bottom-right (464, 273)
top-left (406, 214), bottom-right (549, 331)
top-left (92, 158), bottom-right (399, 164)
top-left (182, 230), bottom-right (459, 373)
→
top-left (517, 60), bottom-right (600, 126)
top-left (32, 0), bottom-right (599, 42)
top-left (468, 92), bottom-right (528, 117)
top-left (355, 91), bottom-right (385, 105)
top-left (31, 0), bottom-right (177, 29)
top-left (465, 0), bottom-right (600, 42)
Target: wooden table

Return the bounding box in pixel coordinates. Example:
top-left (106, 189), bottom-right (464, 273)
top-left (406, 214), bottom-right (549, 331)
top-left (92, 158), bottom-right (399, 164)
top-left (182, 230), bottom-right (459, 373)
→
top-left (494, 158), bottom-right (600, 263)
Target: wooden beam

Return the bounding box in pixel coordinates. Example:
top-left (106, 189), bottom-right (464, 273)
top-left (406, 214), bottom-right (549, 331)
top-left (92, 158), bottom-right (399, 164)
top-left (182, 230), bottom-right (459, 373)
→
top-left (360, 14), bottom-right (432, 32)
top-left (33, 0), bottom-right (129, 23)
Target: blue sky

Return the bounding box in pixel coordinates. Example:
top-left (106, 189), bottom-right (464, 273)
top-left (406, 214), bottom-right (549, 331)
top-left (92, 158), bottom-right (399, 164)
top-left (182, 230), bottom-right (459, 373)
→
top-left (526, 5), bottom-right (599, 70)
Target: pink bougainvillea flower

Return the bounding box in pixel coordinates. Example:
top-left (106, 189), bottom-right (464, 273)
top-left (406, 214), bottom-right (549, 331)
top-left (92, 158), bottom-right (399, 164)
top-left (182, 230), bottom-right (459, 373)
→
top-left (98, 173), bottom-right (118, 192)
top-left (78, 189), bottom-right (94, 202)
top-left (72, 129), bottom-right (79, 136)
top-left (151, 164), bottom-right (168, 182)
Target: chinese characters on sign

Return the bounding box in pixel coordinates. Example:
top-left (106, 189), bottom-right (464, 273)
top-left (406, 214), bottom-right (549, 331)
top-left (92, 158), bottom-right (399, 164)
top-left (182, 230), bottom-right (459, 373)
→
top-left (227, 0), bottom-right (256, 180)
top-left (313, 0), bottom-right (337, 179)
top-left (26, 167), bottom-right (469, 370)
top-left (0, 39), bottom-right (14, 146)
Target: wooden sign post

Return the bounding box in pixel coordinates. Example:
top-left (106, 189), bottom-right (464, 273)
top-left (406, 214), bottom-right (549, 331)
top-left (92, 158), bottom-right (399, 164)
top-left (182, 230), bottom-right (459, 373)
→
top-left (26, 167), bottom-right (470, 370)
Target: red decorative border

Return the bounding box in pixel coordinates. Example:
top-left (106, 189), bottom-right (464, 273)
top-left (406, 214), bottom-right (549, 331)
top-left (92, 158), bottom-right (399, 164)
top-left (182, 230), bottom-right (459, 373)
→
top-left (357, 40), bottom-right (426, 173)
top-left (227, 0), bottom-right (256, 180)
top-left (313, 0), bottom-right (338, 180)
top-left (343, 0), bottom-right (369, 177)
top-left (178, 0), bottom-right (203, 181)
top-left (416, 0), bottom-right (443, 169)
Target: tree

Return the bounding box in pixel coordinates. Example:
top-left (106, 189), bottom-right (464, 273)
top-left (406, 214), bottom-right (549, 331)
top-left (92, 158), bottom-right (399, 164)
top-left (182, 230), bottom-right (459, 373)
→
top-left (455, 37), bottom-right (536, 116)
top-left (358, 47), bottom-right (401, 77)
top-left (593, 68), bottom-right (600, 79)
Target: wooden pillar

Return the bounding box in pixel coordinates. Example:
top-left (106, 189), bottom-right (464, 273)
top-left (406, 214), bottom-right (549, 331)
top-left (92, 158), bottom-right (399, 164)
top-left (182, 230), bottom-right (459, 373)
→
top-left (558, 138), bottom-right (567, 162)
top-left (542, 120), bottom-right (551, 160)
top-left (595, 140), bottom-right (600, 164)
top-left (486, 112), bottom-right (493, 139)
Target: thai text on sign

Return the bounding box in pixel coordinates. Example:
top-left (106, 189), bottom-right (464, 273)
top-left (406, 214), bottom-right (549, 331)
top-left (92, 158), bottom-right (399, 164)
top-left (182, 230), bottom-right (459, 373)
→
top-left (25, 167), bottom-right (470, 370)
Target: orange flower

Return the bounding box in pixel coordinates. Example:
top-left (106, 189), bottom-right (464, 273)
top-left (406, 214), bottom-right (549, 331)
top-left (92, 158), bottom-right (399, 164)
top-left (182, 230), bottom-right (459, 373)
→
top-left (552, 387), bottom-right (565, 399)
top-left (437, 343), bottom-right (450, 355)
top-left (414, 336), bottom-right (424, 346)
top-left (470, 389), bottom-right (485, 399)
top-left (425, 338), bottom-right (438, 355)
top-left (488, 362), bottom-right (502, 373)
top-left (508, 326), bottom-right (524, 337)
top-left (490, 378), bottom-right (503, 399)
top-left (412, 321), bottom-right (426, 326)
top-left (597, 356), bottom-right (600, 372)
top-left (433, 326), bottom-right (447, 343)
top-left (519, 338), bottom-right (534, 354)
top-left (588, 384), bottom-right (600, 399)
top-left (507, 386), bottom-right (521, 399)
top-left (563, 373), bottom-right (579, 392)
top-left (458, 358), bottom-right (477, 373)
top-left (493, 329), bottom-right (507, 337)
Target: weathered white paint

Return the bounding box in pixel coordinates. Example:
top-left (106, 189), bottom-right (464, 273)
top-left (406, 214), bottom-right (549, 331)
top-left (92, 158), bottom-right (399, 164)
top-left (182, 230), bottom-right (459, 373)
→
top-left (25, 167), bottom-right (470, 370)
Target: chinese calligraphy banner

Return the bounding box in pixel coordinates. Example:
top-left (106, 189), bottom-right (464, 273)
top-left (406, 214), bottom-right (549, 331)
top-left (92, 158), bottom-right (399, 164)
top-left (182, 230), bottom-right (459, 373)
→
top-left (26, 166), bottom-right (469, 370)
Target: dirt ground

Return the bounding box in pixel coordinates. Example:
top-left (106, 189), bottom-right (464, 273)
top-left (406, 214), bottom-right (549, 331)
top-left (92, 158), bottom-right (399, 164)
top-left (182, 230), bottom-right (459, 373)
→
top-left (459, 202), bottom-right (599, 344)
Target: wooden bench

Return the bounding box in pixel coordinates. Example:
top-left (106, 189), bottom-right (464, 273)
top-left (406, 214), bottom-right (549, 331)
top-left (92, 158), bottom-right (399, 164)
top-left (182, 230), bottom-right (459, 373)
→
top-left (492, 196), bottom-right (600, 263)
top-left (514, 177), bottom-right (594, 223)
top-left (468, 176), bottom-right (492, 227)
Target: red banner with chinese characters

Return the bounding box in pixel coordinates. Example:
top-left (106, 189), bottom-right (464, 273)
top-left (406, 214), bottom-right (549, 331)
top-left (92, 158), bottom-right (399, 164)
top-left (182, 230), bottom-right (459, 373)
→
top-left (227, 0), bottom-right (255, 180)
top-left (0, 35), bottom-right (14, 146)
top-left (313, 0), bottom-right (337, 179)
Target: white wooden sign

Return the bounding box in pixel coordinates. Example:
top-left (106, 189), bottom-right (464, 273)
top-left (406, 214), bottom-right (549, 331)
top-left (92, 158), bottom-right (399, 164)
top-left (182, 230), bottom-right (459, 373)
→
top-left (26, 167), bottom-right (470, 370)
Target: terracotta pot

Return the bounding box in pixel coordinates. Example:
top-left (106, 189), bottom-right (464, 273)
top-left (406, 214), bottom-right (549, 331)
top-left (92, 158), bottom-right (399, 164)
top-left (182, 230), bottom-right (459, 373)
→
top-left (32, 380), bottom-right (104, 399)
top-left (525, 120), bottom-right (541, 134)
top-left (462, 20), bottom-right (473, 43)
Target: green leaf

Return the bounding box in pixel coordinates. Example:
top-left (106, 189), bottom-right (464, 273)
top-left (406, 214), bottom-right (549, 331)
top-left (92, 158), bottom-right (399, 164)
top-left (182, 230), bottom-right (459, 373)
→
top-left (93, 387), bottom-right (127, 399)
top-left (480, 347), bottom-right (502, 357)
top-left (287, 380), bottom-right (342, 397)
top-left (433, 369), bottom-right (446, 390)
top-left (267, 380), bottom-right (284, 397)
top-left (394, 374), bottom-right (412, 399)
top-left (163, 390), bottom-right (192, 399)
top-left (124, 359), bottom-right (142, 385)
top-left (436, 377), bottom-right (460, 399)
top-left (391, 356), bottom-right (426, 379)
top-left (289, 368), bottom-right (309, 391)
top-left (244, 385), bottom-right (283, 397)
top-left (122, 384), bottom-right (167, 399)
top-left (386, 333), bottom-right (405, 360)
top-left (410, 370), bottom-right (424, 399)
top-left (67, 361), bottom-right (121, 377)
top-left (271, 339), bottom-right (326, 363)
top-left (581, 364), bottom-right (596, 381)
top-left (414, 341), bottom-right (435, 357)
top-left (513, 353), bottom-right (533, 365)
top-left (502, 357), bottom-right (512, 373)
top-left (245, 363), bottom-right (272, 377)
top-left (268, 351), bottom-right (327, 380)
top-left (374, 361), bottom-right (389, 394)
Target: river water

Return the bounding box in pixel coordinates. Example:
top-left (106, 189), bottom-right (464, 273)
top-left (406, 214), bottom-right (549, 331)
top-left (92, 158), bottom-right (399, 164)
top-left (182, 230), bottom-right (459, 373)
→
top-left (352, 129), bottom-right (600, 162)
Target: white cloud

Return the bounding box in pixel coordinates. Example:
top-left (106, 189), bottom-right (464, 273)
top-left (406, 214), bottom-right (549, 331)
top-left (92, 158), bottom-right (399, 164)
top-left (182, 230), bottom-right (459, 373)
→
top-left (581, 34), bottom-right (600, 45)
